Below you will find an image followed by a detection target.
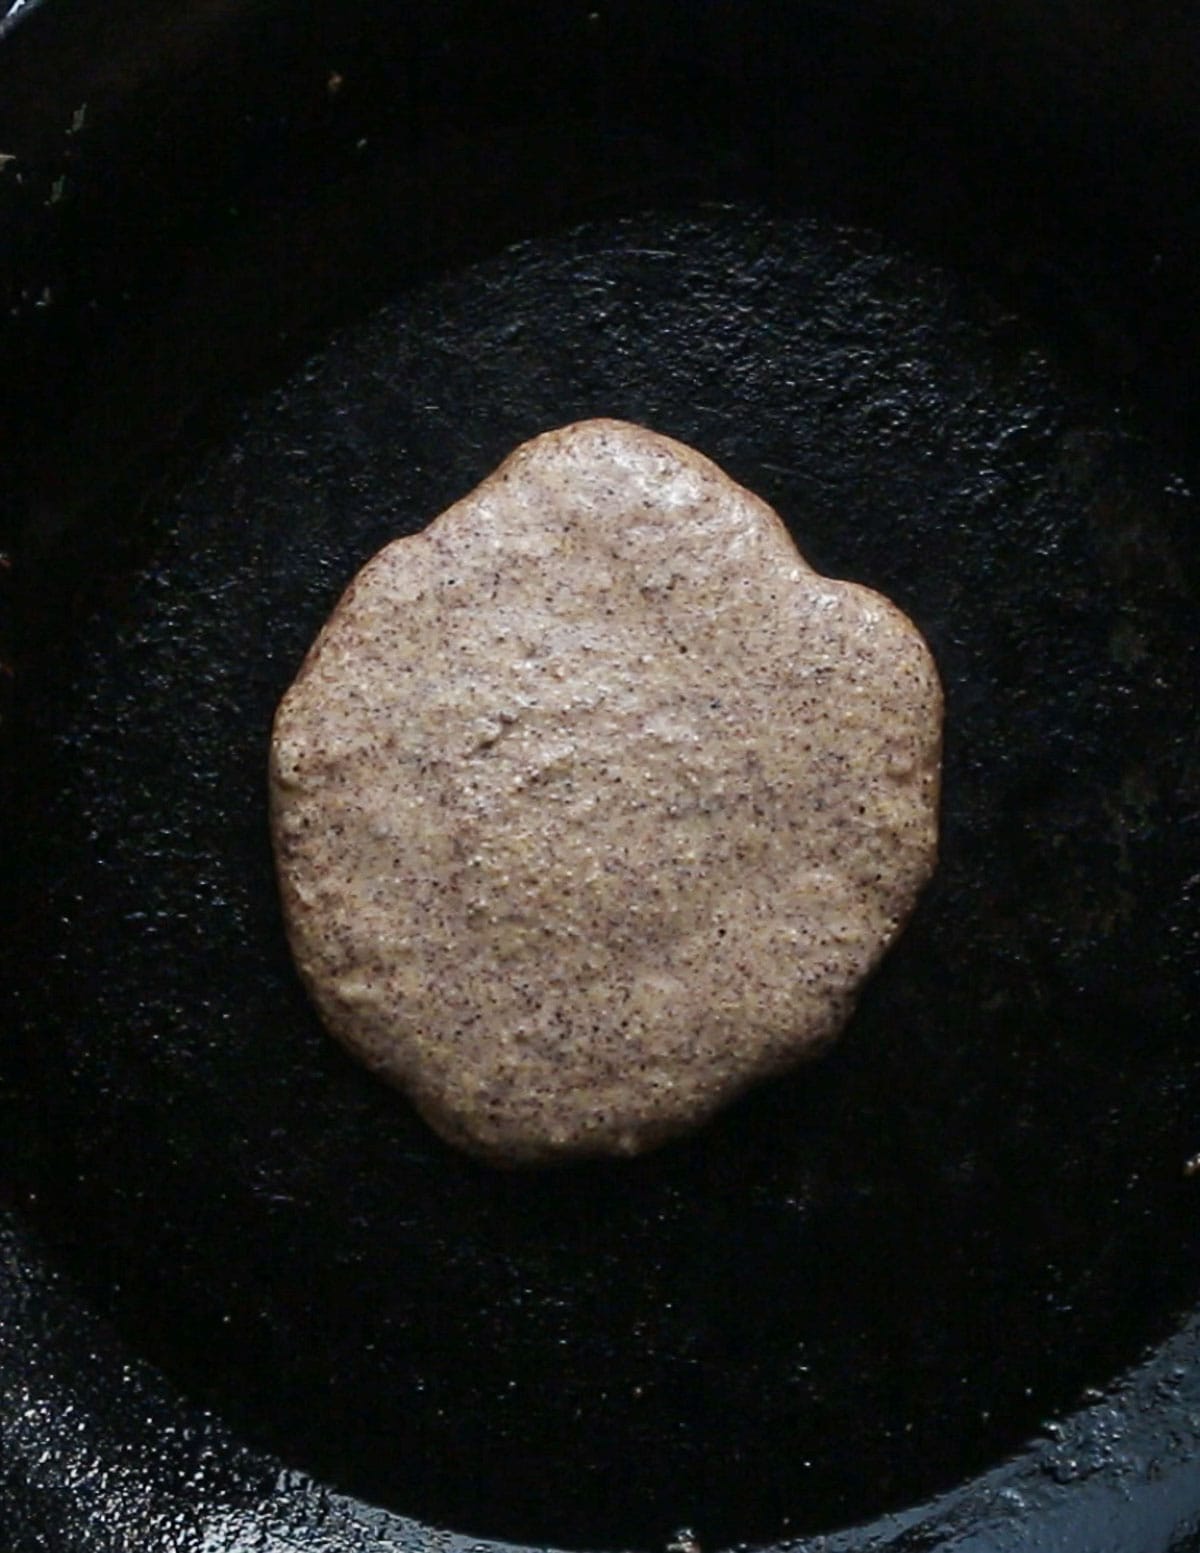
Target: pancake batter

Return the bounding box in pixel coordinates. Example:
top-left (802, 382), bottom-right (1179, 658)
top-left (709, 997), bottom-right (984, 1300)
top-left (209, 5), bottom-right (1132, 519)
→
top-left (270, 420), bottom-right (942, 1163)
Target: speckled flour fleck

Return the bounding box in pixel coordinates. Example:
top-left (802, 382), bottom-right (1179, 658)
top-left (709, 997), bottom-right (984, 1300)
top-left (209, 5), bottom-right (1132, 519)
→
top-left (270, 420), bottom-right (942, 1163)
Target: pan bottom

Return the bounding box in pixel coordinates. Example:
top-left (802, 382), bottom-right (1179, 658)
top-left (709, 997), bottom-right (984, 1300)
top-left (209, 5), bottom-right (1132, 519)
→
top-left (8, 205), bottom-right (1200, 1550)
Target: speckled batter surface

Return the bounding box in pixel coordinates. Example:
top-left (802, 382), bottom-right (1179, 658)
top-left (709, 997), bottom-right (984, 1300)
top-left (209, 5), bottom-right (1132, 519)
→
top-left (270, 420), bottom-right (942, 1163)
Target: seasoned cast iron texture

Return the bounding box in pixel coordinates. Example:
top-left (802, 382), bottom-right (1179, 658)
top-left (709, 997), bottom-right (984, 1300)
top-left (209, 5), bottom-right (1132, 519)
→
top-left (6, 208), bottom-right (1200, 1550)
top-left (3, 2), bottom-right (1200, 1551)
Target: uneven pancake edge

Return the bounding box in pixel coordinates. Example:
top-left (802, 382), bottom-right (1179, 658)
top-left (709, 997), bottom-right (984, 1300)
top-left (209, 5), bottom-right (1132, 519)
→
top-left (270, 419), bottom-right (942, 1164)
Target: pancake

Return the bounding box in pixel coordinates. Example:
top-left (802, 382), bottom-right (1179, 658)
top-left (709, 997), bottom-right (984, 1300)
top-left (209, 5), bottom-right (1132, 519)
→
top-left (270, 420), bottom-right (942, 1163)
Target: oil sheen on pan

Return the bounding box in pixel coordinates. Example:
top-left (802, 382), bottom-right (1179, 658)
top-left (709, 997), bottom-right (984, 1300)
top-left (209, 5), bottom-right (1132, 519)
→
top-left (269, 420), bottom-right (943, 1164)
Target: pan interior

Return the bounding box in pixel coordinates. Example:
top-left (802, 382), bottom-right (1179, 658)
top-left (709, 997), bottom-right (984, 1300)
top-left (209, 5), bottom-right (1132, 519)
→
top-left (7, 206), bottom-right (1200, 1551)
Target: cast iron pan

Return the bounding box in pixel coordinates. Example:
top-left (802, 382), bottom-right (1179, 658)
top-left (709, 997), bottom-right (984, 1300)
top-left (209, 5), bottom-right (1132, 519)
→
top-left (3, 3), bottom-right (1200, 1551)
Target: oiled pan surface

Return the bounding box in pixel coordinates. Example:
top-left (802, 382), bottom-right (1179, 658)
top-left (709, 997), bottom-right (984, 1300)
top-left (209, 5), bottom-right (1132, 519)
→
top-left (8, 208), bottom-right (1200, 1550)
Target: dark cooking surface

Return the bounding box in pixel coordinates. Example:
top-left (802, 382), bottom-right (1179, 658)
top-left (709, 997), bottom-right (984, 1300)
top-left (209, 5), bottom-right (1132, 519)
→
top-left (6, 207), bottom-right (1200, 1550)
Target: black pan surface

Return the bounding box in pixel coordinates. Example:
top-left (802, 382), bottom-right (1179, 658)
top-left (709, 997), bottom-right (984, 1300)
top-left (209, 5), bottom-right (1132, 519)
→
top-left (3, 5), bottom-right (1200, 1553)
top-left (8, 204), bottom-right (1200, 1550)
